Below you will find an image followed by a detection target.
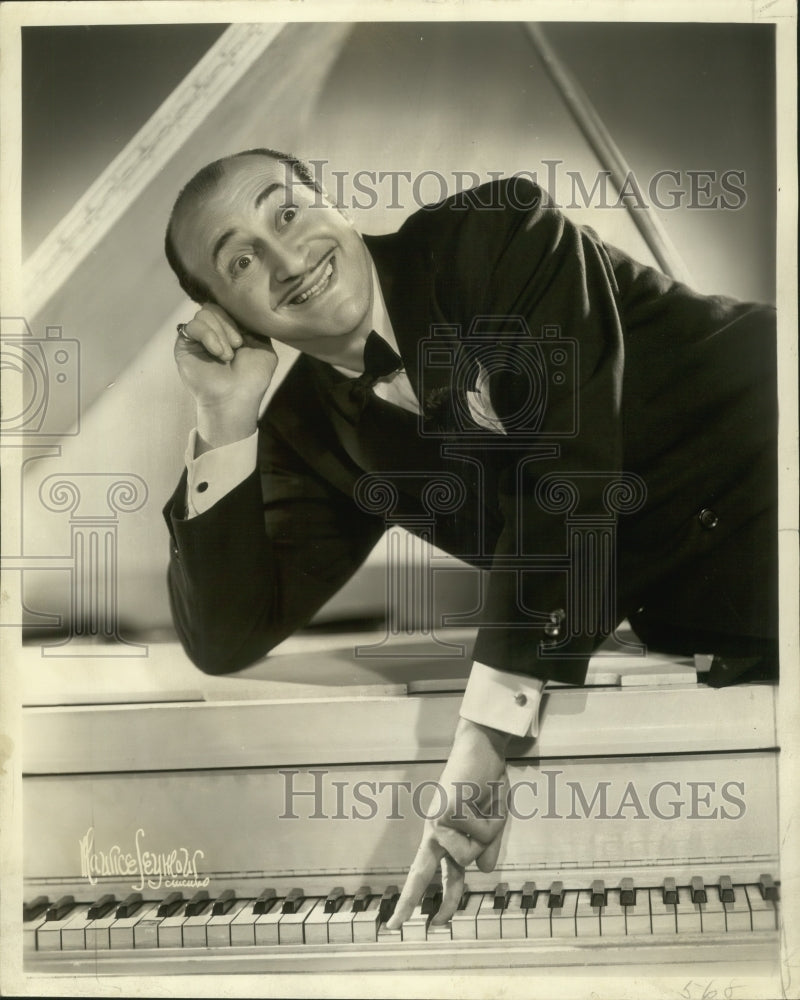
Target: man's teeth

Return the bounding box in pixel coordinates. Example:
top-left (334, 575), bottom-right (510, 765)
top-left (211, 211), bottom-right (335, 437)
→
top-left (292, 260), bottom-right (334, 304)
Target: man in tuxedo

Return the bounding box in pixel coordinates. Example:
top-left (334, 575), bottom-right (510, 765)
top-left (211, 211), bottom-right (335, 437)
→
top-left (163, 148), bottom-right (778, 928)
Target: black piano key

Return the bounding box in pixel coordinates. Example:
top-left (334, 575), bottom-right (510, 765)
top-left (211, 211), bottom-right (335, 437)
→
top-left (690, 876), bottom-right (707, 904)
top-left (46, 895), bottom-right (75, 921)
top-left (281, 888), bottom-right (305, 914)
top-left (378, 885), bottom-right (400, 923)
top-left (718, 876), bottom-right (736, 904)
top-left (87, 894), bottom-right (116, 920)
top-left (324, 887), bottom-right (346, 914)
top-left (253, 888), bottom-right (277, 915)
top-left (458, 885), bottom-right (471, 910)
top-left (590, 880), bottom-right (607, 908)
top-left (212, 889), bottom-right (236, 915)
top-left (420, 881), bottom-right (443, 916)
top-left (548, 881), bottom-right (565, 909)
top-left (620, 877), bottom-right (636, 907)
top-left (23, 896), bottom-right (49, 922)
top-left (758, 874), bottom-right (779, 901)
top-left (184, 890), bottom-right (210, 917)
top-left (662, 877), bottom-right (679, 905)
top-left (493, 882), bottom-right (510, 910)
top-left (520, 882), bottom-right (536, 909)
top-left (157, 892), bottom-right (184, 918)
top-left (352, 885), bottom-right (371, 913)
top-left (116, 892), bottom-right (143, 918)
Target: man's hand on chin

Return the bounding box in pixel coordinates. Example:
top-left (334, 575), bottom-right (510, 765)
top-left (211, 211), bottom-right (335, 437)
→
top-left (386, 717), bottom-right (512, 930)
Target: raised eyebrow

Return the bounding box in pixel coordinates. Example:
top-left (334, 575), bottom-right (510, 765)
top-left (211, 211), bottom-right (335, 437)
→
top-left (254, 181), bottom-right (286, 210)
top-left (211, 183), bottom-right (289, 270)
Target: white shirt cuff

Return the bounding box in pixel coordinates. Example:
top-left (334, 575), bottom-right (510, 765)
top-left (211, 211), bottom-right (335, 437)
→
top-left (184, 428), bottom-right (259, 517)
top-left (460, 661), bottom-right (545, 738)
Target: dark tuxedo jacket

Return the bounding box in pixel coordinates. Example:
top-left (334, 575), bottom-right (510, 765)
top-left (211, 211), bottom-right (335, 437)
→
top-left (164, 178), bottom-right (777, 682)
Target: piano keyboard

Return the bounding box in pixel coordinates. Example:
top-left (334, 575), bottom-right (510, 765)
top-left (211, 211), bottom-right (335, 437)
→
top-left (22, 682), bottom-right (781, 974)
top-left (25, 875), bottom-right (780, 973)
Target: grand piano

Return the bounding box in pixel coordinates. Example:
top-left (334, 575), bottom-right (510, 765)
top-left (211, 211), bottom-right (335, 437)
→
top-left (11, 16), bottom-right (789, 992)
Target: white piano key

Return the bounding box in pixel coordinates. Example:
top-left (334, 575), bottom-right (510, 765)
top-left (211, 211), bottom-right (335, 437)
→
top-left (675, 887), bottom-right (702, 934)
top-left (600, 892), bottom-right (626, 937)
top-left (230, 900), bottom-right (261, 946)
top-left (303, 898), bottom-right (333, 945)
top-left (132, 912), bottom-right (162, 950)
top-left (723, 893), bottom-right (752, 933)
top-left (745, 884), bottom-right (777, 931)
top-left (649, 889), bottom-right (677, 934)
top-left (206, 898), bottom-right (250, 948)
top-left (157, 908), bottom-right (188, 948)
top-left (575, 890), bottom-right (602, 938)
top-left (500, 892), bottom-right (526, 940)
top-left (401, 903), bottom-right (431, 942)
top-left (427, 918), bottom-right (453, 940)
top-left (278, 897), bottom-right (316, 945)
top-left (524, 891), bottom-right (552, 939)
top-left (352, 898), bottom-right (382, 944)
top-left (109, 902), bottom-right (159, 950)
top-left (86, 910), bottom-right (118, 951)
top-left (476, 894), bottom-right (503, 940)
top-left (699, 892), bottom-right (726, 933)
top-left (23, 913), bottom-right (49, 952)
top-left (254, 897), bottom-right (285, 945)
top-left (327, 898), bottom-right (357, 944)
top-left (451, 893), bottom-right (483, 941)
top-left (60, 905), bottom-right (94, 950)
top-left (625, 891), bottom-right (651, 936)
top-left (182, 906), bottom-right (214, 947)
top-left (550, 890), bottom-right (578, 939)
top-left (376, 921), bottom-right (403, 943)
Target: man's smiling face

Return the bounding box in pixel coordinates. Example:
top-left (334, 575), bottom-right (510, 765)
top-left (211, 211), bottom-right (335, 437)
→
top-left (172, 154), bottom-right (373, 352)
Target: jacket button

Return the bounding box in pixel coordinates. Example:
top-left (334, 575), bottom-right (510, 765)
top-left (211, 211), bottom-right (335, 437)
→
top-left (514, 693), bottom-right (528, 707)
top-left (544, 608), bottom-right (566, 638)
top-left (698, 508), bottom-right (719, 529)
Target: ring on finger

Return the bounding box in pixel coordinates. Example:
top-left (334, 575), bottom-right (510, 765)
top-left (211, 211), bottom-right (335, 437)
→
top-left (176, 323), bottom-right (191, 341)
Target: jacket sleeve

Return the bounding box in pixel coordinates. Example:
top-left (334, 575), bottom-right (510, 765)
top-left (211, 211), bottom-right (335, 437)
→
top-left (163, 422), bottom-right (385, 675)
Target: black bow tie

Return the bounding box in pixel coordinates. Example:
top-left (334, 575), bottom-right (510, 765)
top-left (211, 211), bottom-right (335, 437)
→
top-left (330, 330), bottom-right (404, 423)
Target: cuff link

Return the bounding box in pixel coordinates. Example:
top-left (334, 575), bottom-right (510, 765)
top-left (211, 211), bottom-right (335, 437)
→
top-left (514, 692), bottom-right (528, 707)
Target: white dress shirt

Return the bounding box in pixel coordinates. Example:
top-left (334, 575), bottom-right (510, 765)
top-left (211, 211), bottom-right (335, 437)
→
top-left (184, 267), bottom-right (546, 737)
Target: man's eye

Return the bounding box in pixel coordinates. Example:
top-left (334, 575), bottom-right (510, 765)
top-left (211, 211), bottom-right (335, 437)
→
top-left (234, 255), bottom-right (253, 272)
top-left (279, 205), bottom-right (299, 226)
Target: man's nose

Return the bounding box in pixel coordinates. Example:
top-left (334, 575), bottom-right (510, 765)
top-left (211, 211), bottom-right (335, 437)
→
top-left (267, 237), bottom-right (310, 283)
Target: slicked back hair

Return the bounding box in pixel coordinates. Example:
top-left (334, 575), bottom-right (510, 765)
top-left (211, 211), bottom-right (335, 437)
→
top-left (164, 148), bottom-right (322, 304)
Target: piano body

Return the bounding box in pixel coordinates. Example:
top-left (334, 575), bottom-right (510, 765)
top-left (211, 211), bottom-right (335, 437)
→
top-left (21, 633), bottom-right (781, 976)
